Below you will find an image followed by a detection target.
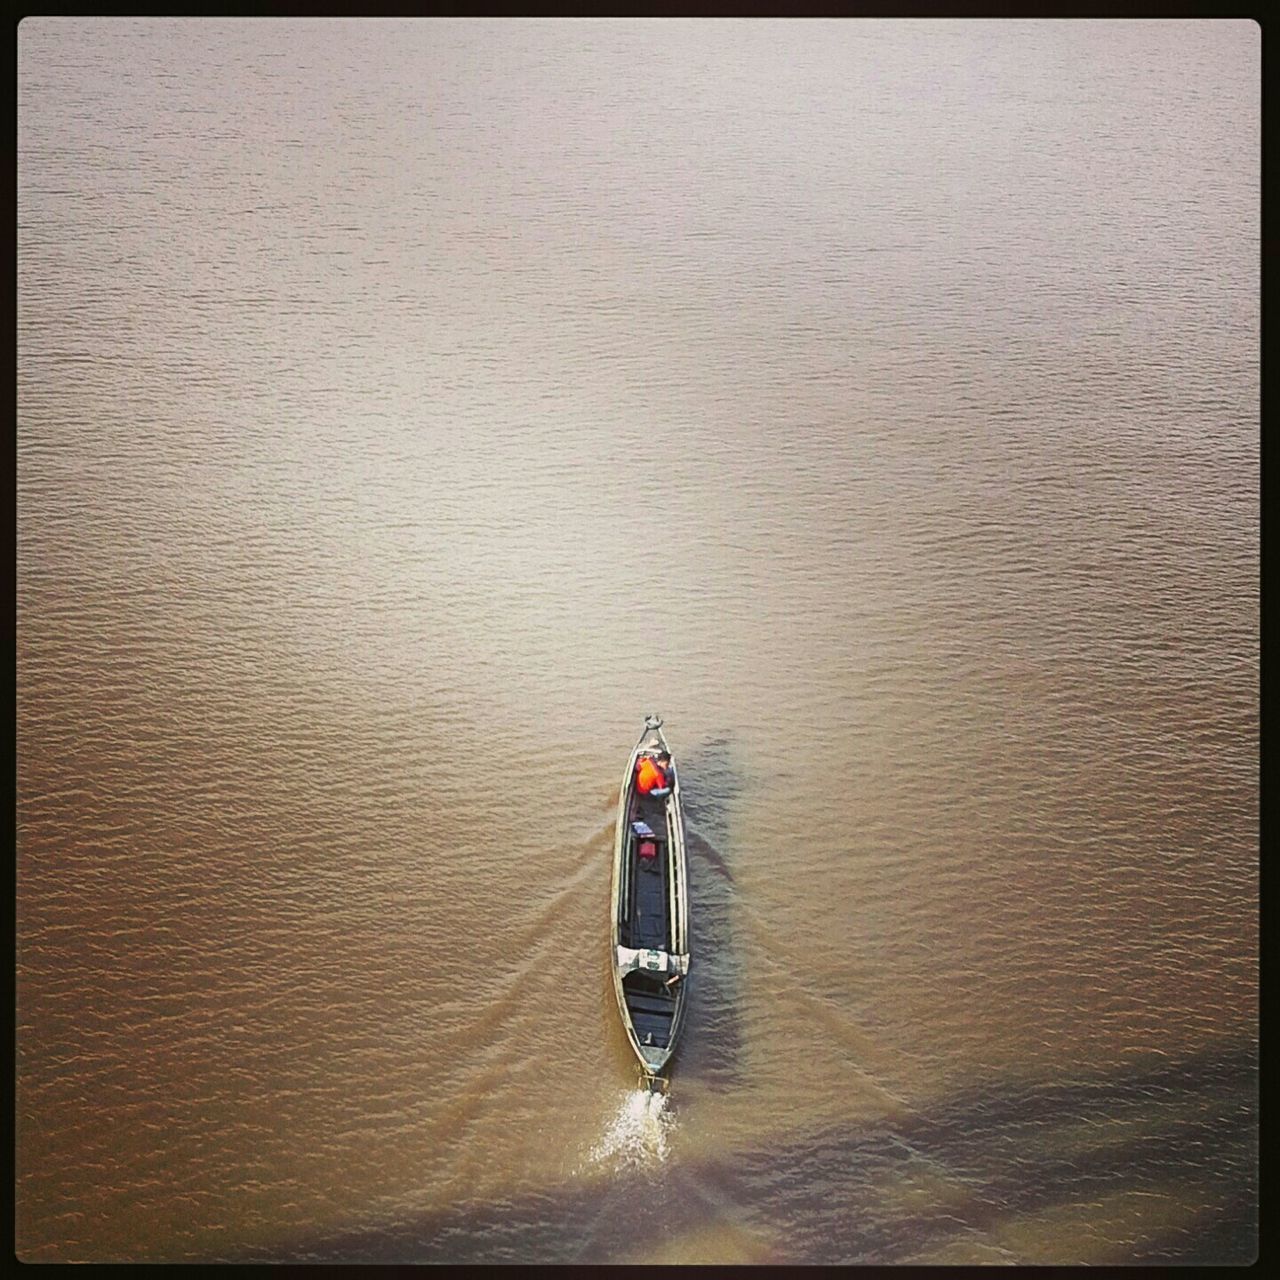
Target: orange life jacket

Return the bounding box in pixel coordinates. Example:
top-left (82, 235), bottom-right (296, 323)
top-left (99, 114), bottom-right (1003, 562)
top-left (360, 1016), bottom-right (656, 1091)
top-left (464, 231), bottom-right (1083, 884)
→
top-left (636, 756), bottom-right (667, 795)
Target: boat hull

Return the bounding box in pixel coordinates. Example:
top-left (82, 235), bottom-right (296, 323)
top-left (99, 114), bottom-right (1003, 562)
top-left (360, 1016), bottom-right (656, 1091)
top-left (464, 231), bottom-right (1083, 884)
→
top-left (610, 716), bottom-right (690, 1079)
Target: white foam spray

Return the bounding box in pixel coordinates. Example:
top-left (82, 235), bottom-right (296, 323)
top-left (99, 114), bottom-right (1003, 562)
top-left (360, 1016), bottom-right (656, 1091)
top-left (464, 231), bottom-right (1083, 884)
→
top-left (586, 1086), bottom-right (674, 1168)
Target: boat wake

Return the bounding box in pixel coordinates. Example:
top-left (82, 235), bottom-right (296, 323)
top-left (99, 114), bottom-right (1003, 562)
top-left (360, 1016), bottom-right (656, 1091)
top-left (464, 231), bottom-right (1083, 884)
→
top-left (586, 1087), bottom-right (674, 1168)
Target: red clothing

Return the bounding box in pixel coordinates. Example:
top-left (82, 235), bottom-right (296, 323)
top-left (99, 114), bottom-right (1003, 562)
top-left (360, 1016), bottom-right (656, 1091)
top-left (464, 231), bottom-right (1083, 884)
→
top-left (636, 756), bottom-right (668, 795)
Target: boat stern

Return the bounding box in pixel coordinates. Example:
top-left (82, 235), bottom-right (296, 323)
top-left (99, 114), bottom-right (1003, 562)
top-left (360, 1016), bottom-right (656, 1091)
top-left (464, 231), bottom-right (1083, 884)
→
top-left (638, 1043), bottom-right (671, 1074)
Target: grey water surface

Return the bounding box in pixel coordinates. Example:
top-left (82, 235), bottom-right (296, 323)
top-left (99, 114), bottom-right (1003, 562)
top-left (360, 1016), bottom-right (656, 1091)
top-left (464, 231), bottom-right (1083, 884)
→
top-left (17, 17), bottom-right (1257, 1264)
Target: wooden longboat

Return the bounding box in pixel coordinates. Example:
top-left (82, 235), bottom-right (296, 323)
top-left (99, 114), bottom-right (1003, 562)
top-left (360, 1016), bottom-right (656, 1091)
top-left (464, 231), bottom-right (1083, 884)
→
top-left (610, 714), bottom-right (690, 1090)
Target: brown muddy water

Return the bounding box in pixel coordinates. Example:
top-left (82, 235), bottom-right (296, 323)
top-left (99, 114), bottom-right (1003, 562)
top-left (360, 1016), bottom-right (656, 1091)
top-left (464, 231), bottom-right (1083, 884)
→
top-left (16, 17), bottom-right (1258, 1264)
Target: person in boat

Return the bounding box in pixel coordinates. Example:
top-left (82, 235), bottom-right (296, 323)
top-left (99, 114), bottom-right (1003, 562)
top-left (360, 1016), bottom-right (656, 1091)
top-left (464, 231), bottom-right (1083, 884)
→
top-left (636, 752), bottom-right (672, 797)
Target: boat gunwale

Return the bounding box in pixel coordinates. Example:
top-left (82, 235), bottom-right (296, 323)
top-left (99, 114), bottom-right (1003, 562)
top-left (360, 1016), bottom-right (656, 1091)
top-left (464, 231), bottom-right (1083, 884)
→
top-left (610, 717), bottom-right (690, 1078)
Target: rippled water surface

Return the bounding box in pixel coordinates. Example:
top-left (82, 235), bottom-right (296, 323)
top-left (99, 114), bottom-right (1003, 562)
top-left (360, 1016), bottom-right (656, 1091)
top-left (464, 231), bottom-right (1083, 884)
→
top-left (17, 17), bottom-right (1258, 1264)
